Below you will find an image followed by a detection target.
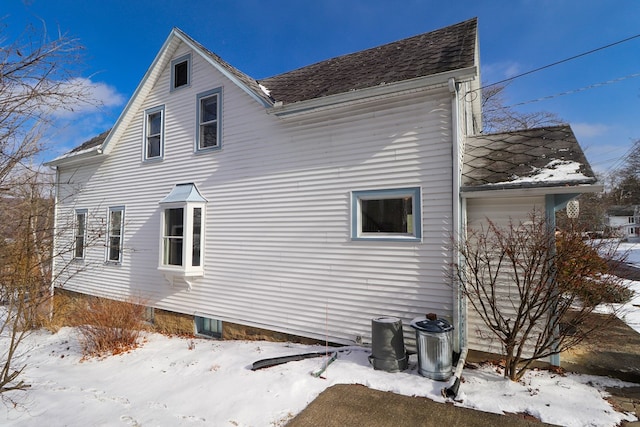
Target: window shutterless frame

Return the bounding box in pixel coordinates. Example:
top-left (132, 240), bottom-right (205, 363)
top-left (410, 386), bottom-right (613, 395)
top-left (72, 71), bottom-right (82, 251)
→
top-left (170, 53), bottom-right (191, 91)
top-left (106, 206), bottom-right (125, 263)
top-left (74, 209), bottom-right (88, 259)
top-left (351, 187), bottom-right (422, 241)
top-left (143, 105), bottom-right (165, 161)
top-left (195, 88), bottom-right (222, 152)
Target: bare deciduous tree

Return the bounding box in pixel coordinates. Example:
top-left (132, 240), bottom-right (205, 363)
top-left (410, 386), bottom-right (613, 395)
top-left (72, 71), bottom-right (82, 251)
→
top-left (0, 21), bottom-right (92, 398)
top-left (452, 212), bottom-right (630, 381)
top-left (481, 84), bottom-right (563, 134)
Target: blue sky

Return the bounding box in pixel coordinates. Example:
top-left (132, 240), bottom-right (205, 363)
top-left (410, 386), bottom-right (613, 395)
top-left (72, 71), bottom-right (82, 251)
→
top-left (3, 0), bottom-right (640, 175)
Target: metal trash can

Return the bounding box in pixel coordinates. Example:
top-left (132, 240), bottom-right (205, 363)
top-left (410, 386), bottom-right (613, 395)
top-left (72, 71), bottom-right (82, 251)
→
top-left (410, 317), bottom-right (453, 380)
top-left (368, 317), bottom-right (408, 372)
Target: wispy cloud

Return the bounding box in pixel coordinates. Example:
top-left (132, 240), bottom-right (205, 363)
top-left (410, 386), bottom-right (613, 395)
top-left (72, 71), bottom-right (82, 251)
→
top-left (571, 122), bottom-right (609, 139)
top-left (52, 77), bottom-right (126, 118)
top-left (481, 61), bottom-right (522, 84)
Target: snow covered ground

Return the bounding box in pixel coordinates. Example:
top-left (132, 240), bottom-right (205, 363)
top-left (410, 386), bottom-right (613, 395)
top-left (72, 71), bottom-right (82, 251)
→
top-left (1, 243), bottom-right (639, 427)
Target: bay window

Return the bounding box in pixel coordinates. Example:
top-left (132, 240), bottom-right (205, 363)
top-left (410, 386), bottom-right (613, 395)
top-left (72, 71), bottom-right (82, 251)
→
top-left (159, 183), bottom-right (206, 286)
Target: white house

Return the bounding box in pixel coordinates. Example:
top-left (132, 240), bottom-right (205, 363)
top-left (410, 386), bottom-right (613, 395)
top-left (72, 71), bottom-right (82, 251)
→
top-left (607, 206), bottom-right (640, 241)
top-left (48, 18), bottom-right (601, 360)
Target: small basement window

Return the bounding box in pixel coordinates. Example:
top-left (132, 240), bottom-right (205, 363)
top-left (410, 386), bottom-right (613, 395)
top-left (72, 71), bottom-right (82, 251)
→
top-left (195, 316), bottom-right (222, 338)
top-left (351, 187), bottom-right (421, 241)
top-left (171, 54), bottom-right (191, 91)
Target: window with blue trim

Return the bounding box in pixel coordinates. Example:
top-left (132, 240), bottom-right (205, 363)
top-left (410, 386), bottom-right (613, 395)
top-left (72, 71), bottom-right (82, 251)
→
top-left (74, 209), bottom-right (87, 259)
top-left (144, 105), bottom-right (164, 160)
top-left (107, 206), bottom-right (125, 263)
top-left (171, 53), bottom-right (191, 91)
top-left (351, 188), bottom-right (421, 241)
top-left (196, 88), bottom-right (222, 152)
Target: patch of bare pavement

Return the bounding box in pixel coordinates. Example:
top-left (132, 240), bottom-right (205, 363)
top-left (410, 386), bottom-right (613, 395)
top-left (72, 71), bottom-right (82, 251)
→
top-left (288, 260), bottom-right (640, 426)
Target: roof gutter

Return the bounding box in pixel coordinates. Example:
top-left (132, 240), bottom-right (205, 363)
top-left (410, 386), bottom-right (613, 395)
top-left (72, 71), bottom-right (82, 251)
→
top-left (44, 146), bottom-right (103, 167)
top-left (268, 66), bottom-right (477, 118)
top-left (461, 182), bottom-right (604, 199)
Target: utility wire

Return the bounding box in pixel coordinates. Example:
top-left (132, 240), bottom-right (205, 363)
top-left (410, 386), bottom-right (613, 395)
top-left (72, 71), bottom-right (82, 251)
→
top-left (484, 71), bottom-right (640, 113)
top-left (482, 32), bottom-right (640, 89)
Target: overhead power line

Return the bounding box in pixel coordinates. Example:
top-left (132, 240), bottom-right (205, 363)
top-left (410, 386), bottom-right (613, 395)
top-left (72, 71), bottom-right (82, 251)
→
top-left (484, 71), bottom-right (640, 112)
top-left (483, 32), bottom-right (640, 89)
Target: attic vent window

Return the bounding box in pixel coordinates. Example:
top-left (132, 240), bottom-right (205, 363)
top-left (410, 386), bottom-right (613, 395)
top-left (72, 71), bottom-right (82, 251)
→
top-left (171, 54), bottom-right (191, 91)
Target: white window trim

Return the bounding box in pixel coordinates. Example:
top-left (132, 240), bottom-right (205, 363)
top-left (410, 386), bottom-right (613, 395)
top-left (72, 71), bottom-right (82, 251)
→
top-left (170, 53), bottom-right (191, 91)
top-left (74, 209), bottom-right (88, 259)
top-left (195, 88), bottom-right (222, 152)
top-left (143, 105), bottom-right (165, 161)
top-left (351, 187), bottom-right (422, 242)
top-left (106, 206), bottom-right (125, 264)
top-left (158, 184), bottom-right (207, 288)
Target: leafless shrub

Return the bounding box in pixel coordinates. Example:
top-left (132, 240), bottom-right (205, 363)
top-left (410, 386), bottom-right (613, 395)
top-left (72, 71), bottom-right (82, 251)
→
top-left (73, 297), bottom-right (147, 357)
top-left (452, 211), bottom-right (629, 381)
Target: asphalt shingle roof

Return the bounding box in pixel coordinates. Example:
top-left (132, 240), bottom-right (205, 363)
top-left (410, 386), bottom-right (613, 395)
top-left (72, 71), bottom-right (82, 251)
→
top-left (259, 18), bottom-right (477, 104)
top-left (462, 125), bottom-right (598, 191)
top-left (69, 129), bottom-right (110, 153)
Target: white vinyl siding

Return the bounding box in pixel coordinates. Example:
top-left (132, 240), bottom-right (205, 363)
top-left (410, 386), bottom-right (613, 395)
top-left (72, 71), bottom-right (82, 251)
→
top-left (464, 196), bottom-right (548, 358)
top-left (53, 41), bottom-right (456, 346)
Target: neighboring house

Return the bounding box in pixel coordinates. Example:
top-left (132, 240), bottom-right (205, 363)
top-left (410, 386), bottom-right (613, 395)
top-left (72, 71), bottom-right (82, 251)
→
top-left (47, 18), bottom-right (601, 361)
top-left (607, 206), bottom-right (640, 241)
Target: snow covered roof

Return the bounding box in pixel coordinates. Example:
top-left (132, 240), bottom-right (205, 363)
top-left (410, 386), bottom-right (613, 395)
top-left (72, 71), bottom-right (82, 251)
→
top-left (259, 18), bottom-right (477, 104)
top-left (462, 125), bottom-right (598, 192)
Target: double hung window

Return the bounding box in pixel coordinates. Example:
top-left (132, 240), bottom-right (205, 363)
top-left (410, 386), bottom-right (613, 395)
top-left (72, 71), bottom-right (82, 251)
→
top-left (351, 188), bottom-right (421, 241)
top-left (107, 206), bottom-right (125, 262)
top-left (74, 209), bottom-right (87, 259)
top-left (144, 106), bottom-right (164, 160)
top-left (196, 88), bottom-right (222, 151)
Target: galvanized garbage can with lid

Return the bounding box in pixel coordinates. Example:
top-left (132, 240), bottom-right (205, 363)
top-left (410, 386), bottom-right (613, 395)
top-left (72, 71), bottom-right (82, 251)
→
top-left (410, 317), bottom-right (453, 380)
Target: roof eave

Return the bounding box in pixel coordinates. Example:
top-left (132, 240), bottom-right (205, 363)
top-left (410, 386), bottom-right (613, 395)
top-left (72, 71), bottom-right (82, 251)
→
top-left (172, 29), bottom-right (274, 108)
top-left (268, 66), bottom-right (478, 118)
top-left (461, 181), bottom-right (603, 199)
top-left (45, 146), bottom-right (103, 167)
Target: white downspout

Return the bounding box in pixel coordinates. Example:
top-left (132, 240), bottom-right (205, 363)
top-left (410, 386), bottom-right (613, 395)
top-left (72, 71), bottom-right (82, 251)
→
top-left (48, 165), bottom-right (60, 320)
top-left (449, 77), bottom-right (464, 354)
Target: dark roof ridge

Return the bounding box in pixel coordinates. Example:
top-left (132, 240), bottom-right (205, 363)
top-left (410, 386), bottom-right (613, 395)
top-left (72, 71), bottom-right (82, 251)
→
top-left (262, 17), bottom-right (478, 81)
top-left (259, 18), bottom-right (478, 104)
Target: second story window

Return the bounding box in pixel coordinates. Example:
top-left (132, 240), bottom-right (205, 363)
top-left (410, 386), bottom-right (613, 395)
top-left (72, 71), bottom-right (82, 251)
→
top-left (196, 88), bottom-right (222, 152)
top-left (144, 106), bottom-right (164, 160)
